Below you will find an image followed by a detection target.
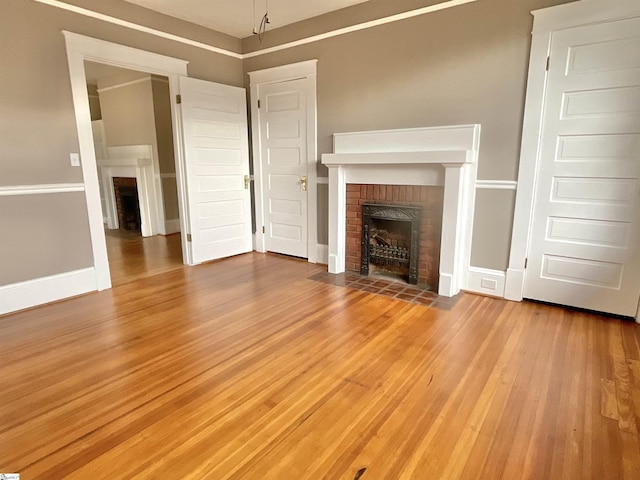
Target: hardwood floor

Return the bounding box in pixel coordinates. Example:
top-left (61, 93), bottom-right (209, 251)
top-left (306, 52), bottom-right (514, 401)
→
top-left (105, 229), bottom-right (183, 286)
top-left (1, 253), bottom-right (639, 479)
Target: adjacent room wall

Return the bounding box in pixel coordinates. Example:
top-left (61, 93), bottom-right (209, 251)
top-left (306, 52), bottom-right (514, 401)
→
top-left (242, 0), bottom-right (574, 271)
top-left (0, 0), bottom-right (242, 287)
top-left (151, 76), bottom-right (180, 224)
top-left (87, 84), bottom-right (102, 120)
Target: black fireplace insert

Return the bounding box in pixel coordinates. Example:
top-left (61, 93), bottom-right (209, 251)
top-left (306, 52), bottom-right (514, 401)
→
top-left (361, 203), bottom-right (421, 284)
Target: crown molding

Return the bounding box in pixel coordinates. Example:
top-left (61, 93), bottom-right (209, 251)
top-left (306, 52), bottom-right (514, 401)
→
top-left (34, 0), bottom-right (479, 60)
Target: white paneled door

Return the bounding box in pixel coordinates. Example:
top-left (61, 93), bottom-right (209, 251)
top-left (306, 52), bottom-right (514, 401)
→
top-left (258, 79), bottom-right (308, 258)
top-left (178, 77), bottom-right (252, 264)
top-left (524, 17), bottom-right (640, 317)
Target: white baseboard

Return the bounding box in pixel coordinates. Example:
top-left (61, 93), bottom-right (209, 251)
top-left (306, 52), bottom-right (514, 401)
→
top-left (465, 267), bottom-right (506, 298)
top-left (164, 218), bottom-right (181, 235)
top-left (316, 244), bottom-right (328, 265)
top-left (0, 267), bottom-right (97, 316)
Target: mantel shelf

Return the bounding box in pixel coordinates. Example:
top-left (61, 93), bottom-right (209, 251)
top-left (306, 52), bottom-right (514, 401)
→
top-left (322, 150), bottom-right (469, 166)
top-left (98, 158), bottom-right (152, 168)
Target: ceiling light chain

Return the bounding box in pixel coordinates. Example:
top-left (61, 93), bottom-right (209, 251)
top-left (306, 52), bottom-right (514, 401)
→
top-left (252, 0), bottom-right (270, 47)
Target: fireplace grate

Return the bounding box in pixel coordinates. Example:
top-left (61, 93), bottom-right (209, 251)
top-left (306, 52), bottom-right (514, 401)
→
top-left (369, 244), bottom-right (409, 266)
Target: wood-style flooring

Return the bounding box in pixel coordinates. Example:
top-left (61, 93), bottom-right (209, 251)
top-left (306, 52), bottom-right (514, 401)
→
top-left (105, 229), bottom-right (183, 286)
top-left (1, 245), bottom-right (639, 478)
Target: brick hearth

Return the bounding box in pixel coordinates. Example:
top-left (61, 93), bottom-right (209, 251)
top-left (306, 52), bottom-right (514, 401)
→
top-left (345, 184), bottom-right (444, 290)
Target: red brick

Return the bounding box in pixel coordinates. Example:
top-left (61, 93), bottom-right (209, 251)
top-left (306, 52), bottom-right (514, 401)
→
top-left (405, 187), bottom-right (413, 202)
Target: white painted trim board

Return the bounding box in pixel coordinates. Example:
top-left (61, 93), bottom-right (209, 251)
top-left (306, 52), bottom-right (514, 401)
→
top-left (35, 0), bottom-right (479, 59)
top-left (0, 183), bottom-right (85, 196)
top-left (0, 268), bottom-right (96, 316)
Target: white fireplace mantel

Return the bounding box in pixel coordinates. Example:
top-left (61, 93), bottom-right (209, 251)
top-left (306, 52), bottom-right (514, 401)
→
top-left (321, 125), bottom-right (481, 297)
top-left (98, 145), bottom-right (159, 237)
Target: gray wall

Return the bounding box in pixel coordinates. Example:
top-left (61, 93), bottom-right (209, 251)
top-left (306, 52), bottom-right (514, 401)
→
top-left (151, 77), bottom-right (180, 220)
top-left (0, 0), bottom-right (242, 286)
top-left (242, 0), bottom-right (574, 270)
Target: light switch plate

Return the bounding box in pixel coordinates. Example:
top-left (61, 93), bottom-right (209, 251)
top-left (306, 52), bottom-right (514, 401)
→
top-left (70, 153), bottom-right (80, 167)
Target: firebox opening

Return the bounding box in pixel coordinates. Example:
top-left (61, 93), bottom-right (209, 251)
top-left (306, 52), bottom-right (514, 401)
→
top-left (361, 203), bottom-right (421, 285)
top-left (113, 177), bottom-right (142, 233)
top-left (368, 218), bottom-right (412, 282)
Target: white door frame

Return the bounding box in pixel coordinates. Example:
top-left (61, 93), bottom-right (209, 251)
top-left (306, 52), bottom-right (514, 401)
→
top-left (248, 60), bottom-right (319, 262)
top-left (505, 0), bottom-right (640, 322)
top-left (63, 31), bottom-right (192, 291)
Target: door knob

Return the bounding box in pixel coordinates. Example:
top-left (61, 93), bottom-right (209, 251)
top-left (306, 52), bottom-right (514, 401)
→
top-left (301, 176), bottom-right (307, 192)
top-left (244, 175), bottom-right (250, 190)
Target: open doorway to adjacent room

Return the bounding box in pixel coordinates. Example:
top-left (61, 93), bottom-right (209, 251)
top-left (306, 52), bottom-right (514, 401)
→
top-left (84, 61), bottom-right (183, 286)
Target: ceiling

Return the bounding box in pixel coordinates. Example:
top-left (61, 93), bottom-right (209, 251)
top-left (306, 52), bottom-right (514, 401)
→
top-left (121, 0), bottom-right (371, 38)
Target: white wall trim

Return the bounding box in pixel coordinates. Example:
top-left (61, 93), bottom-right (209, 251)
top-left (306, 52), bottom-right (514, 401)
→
top-left (0, 268), bottom-right (96, 316)
top-left (96, 76), bottom-right (150, 93)
top-left (0, 183), bottom-right (85, 196)
top-left (242, 0), bottom-right (480, 58)
top-left (248, 59), bottom-right (318, 83)
top-left (475, 180), bottom-right (517, 190)
top-left (506, 0), bottom-right (640, 302)
top-left (465, 267), bottom-right (506, 298)
top-left (63, 31), bottom-right (191, 292)
top-left (36, 0), bottom-right (478, 60)
top-left (249, 60), bottom-right (319, 264)
top-left (34, 0), bottom-right (242, 59)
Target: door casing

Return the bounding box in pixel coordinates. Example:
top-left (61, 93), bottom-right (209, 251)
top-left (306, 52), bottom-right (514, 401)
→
top-left (505, 0), bottom-right (640, 322)
top-left (248, 60), bottom-right (319, 263)
top-left (63, 31), bottom-right (192, 291)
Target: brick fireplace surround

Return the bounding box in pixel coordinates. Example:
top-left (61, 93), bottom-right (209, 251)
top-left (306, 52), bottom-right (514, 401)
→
top-left (322, 125), bottom-right (480, 297)
top-left (346, 184), bottom-right (444, 289)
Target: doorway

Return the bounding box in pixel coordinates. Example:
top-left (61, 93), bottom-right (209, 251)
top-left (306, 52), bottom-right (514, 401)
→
top-left (83, 61), bottom-right (184, 286)
top-left (249, 60), bottom-right (319, 263)
top-left (64, 31), bottom-right (191, 291)
top-left (65, 32), bottom-right (253, 291)
top-left (507, 1), bottom-right (640, 320)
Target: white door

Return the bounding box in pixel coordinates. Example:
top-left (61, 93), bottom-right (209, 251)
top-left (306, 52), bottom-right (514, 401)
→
top-left (524, 17), bottom-right (640, 317)
top-left (257, 79), bottom-right (308, 258)
top-left (178, 77), bottom-right (252, 264)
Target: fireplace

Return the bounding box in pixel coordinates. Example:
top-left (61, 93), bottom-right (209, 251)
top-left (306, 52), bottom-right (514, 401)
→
top-left (361, 203), bottom-right (421, 284)
top-left (346, 184), bottom-right (443, 289)
top-left (322, 125), bottom-right (480, 297)
top-left (113, 177), bottom-right (142, 232)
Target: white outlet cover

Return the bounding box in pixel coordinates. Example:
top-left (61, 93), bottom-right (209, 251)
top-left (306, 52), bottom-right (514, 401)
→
top-left (480, 278), bottom-right (498, 290)
top-left (70, 153), bottom-right (80, 167)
